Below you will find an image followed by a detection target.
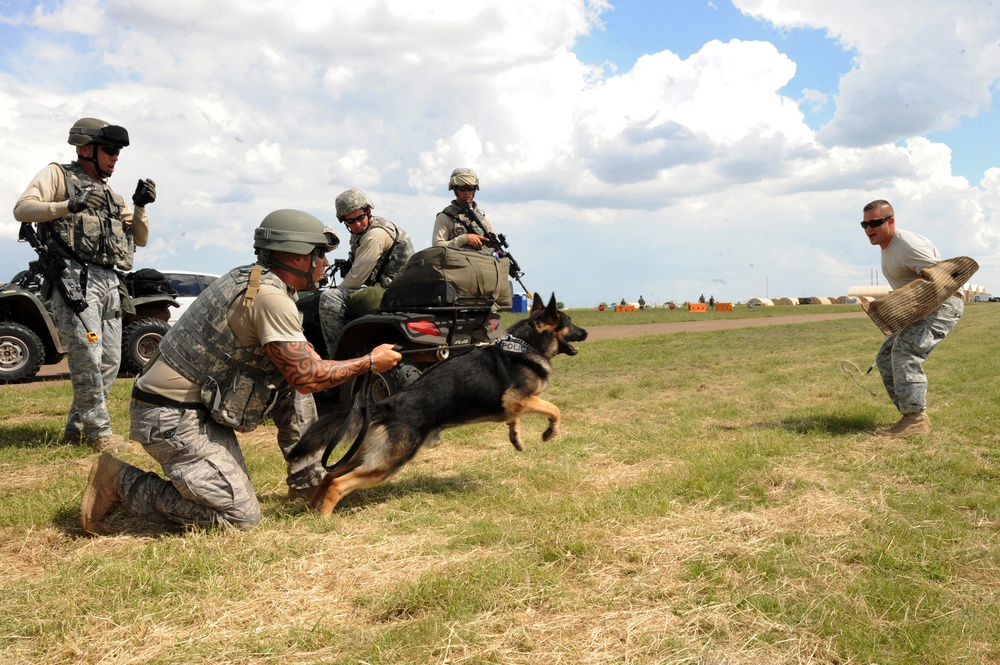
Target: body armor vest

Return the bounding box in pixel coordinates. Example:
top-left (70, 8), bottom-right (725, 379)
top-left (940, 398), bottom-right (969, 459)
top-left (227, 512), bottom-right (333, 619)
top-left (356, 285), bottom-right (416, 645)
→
top-left (157, 264), bottom-right (292, 432)
top-left (441, 203), bottom-right (495, 257)
top-left (349, 217), bottom-right (415, 287)
top-left (41, 163), bottom-right (135, 270)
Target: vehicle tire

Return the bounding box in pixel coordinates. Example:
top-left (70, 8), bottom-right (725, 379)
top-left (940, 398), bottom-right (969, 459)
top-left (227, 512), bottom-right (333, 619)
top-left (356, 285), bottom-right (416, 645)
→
top-left (121, 318), bottom-right (170, 375)
top-left (339, 358), bottom-right (423, 410)
top-left (0, 322), bottom-right (45, 383)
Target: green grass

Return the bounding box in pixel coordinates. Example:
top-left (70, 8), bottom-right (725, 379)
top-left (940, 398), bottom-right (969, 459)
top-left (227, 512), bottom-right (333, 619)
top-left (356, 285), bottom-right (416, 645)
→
top-left (2, 303), bottom-right (999, 663)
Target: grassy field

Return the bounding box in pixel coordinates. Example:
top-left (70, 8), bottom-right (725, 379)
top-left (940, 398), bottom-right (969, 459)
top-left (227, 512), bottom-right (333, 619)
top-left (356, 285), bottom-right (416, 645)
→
top-left (1, 304), bottom-right (998, 664)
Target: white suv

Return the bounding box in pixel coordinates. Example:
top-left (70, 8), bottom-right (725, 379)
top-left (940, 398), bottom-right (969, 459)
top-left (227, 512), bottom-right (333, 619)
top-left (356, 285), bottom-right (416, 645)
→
top-left (160, 271), bottom-right (220, 324)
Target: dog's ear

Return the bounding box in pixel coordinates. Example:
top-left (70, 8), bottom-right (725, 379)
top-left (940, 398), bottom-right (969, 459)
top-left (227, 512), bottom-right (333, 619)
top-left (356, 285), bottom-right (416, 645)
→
top-left (530, 292), bottom-right (546, 314)
top-left (546, 293), bottom-right (558, 315)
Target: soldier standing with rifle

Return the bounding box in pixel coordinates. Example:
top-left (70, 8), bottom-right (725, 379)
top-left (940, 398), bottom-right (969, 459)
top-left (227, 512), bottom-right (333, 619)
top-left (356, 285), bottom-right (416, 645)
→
top-left (13, 117), bottom-right (156, 452)
top-left (432, 168), bottom-right (529, 294)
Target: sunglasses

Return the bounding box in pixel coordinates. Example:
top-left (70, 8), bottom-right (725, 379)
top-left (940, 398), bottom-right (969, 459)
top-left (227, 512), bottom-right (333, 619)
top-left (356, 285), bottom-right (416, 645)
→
top-left (98, 144), bottom-right (121, 157)
top-left (341, 212), bottom-right (368, 225)
top-left (860, 215), bottom-right (892, 229)
top-left (454, 186), bottom-right (476, 192)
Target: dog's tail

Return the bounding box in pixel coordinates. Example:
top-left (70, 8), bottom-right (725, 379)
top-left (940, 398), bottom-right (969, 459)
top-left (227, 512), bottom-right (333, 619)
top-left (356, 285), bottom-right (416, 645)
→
top-left (287, 408), bottom-right (364, 467)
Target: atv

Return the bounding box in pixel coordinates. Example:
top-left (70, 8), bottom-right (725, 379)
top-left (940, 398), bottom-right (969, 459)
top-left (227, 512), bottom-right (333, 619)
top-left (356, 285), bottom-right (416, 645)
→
top-left (0, 264), bottom-right (179, 383)
top-left (298, 253), bottom-right (508, 409)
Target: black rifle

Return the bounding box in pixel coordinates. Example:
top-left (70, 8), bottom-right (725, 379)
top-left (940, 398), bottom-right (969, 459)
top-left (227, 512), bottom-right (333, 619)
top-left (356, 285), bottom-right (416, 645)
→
top-left (464, 206), bottom-right (530, 294)
top-left (18, 223), bottom-right (88, 313)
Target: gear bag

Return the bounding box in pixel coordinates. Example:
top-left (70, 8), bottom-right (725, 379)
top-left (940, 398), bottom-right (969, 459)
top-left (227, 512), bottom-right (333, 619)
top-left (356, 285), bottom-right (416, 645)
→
top-left (124, 268), bottom-right (177, 298)
top-left (382, 246), bottom-right (512, 309)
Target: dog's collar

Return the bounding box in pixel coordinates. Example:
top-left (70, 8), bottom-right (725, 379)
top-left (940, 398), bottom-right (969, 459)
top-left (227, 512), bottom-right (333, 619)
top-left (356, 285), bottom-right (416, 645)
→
top-left (497, 334), bottom-right (540, 355)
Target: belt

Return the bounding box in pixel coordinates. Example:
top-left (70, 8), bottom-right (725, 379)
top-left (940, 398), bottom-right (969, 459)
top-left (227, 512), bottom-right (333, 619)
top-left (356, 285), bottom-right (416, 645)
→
top-left (131, 385), bottom-right (205, 410)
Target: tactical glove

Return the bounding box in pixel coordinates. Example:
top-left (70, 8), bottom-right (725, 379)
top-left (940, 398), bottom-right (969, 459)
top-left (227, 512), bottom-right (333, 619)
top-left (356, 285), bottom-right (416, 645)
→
top-left (67, 188), bottom-right (102, 214)
top-left (132, 179), bottom-right (157, 208)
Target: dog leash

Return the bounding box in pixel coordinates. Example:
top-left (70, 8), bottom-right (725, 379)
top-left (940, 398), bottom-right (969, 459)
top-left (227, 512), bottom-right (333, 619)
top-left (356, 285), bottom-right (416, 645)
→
top-left (320, 336), bottom-right (535, 471)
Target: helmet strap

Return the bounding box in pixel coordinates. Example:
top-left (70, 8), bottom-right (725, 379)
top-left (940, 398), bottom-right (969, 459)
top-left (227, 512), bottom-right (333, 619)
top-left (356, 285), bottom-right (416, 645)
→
top-left (80, 145), bottom-right (111, 179)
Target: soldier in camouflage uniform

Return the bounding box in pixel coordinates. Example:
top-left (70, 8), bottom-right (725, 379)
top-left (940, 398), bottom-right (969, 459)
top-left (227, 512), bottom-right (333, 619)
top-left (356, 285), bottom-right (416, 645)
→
top-left (318, 188), bottom-right (414, 356)
top-left (79, 210), bottom-right (402, 534)
top-left (432, 168), bottom-right (498, 255)
top-left (13, 118), bottom-right (156, 452)
top-left (862, 199), bottom-right (964, 438)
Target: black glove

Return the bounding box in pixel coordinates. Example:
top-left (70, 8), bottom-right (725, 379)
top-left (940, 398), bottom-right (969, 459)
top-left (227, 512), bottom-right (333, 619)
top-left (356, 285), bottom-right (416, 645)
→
top-left (67, 187), bottom-right (102, 214)
top-left (132, 179), bottom-right (156, 208)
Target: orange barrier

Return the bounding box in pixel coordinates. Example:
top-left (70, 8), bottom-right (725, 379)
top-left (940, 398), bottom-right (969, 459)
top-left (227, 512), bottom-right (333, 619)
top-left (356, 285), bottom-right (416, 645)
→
top-left (614, 305), bottom-right (637, 312)
top-left (716, 302), bottom-right (733, 312)
top-left (688, 303), bottom-right (707, 312)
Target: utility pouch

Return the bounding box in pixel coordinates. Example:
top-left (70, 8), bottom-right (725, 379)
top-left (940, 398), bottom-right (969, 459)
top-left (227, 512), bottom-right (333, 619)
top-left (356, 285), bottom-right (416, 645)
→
top-left (200, 371), bottom-right (279, 433)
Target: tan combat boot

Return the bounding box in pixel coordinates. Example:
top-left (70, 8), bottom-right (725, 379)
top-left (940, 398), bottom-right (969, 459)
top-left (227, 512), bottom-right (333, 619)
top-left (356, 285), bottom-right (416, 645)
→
top-left (88, 434), bottom-right (132, 453)
top-left (876, 411), bottom-right (931, 438)
top-left (80, 454), bottom-right (125, 536)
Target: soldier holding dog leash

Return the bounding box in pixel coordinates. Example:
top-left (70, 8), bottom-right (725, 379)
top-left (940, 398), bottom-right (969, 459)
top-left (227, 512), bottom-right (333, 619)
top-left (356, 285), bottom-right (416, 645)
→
top-left (80, 210), bottom-right (401, 535)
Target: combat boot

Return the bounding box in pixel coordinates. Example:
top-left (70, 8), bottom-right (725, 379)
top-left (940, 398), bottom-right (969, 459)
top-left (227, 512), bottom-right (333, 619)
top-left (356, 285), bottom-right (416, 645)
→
top-left (876, 411), bottom-right (931, 438)
top-left (80, 454), bottom-right (125, 536)
top-left (88, 434), bottom-right (132, 453)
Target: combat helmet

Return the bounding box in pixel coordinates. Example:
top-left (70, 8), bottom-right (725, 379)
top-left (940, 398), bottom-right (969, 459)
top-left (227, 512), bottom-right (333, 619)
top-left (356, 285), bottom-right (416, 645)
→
top-left (334, 188), bottom-right (374, 220)
top-left (448, 168), bottom-right (479, 191)
top-left (254, 209), bottom-right (339, 255)
top-left (68, 117), bottom-right (130, 148)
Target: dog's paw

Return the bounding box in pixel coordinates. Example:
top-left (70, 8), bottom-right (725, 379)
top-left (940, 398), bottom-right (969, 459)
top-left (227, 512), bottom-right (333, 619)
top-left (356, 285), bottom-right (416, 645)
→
top-left (541, 424), bottom-right (558, 442)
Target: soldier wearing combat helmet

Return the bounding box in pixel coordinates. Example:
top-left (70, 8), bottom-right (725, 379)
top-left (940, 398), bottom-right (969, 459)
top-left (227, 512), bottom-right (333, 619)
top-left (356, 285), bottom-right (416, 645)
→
top-left (432, 167), bottom-right (498, 255)
top-left (13, 117), bottom-right (157, 452)
top-left (79, 209), bottom-right (402, 535)
top-left (318, 188), bottom-right (414, 356)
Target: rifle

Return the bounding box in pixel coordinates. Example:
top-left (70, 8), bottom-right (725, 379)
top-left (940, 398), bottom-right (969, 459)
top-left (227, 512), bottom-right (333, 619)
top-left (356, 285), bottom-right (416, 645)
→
top-left (464, 206), bottom-right (530, 294)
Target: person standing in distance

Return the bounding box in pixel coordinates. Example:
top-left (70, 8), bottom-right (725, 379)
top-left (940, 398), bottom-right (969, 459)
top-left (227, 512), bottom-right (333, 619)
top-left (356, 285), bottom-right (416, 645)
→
top-left (13, 117), bottom-right (156, 452)
top-left (861, 199), bottom-right (964, 438)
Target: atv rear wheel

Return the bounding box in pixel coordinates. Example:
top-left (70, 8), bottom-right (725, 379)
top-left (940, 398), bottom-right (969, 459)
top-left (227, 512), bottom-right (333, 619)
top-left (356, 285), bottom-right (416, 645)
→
top-left (121, 318), bottom-right (170, 375)
top-left (0, 322), bottom-right (45, 383)
top-left (339, 359), bottom-right (423, 410)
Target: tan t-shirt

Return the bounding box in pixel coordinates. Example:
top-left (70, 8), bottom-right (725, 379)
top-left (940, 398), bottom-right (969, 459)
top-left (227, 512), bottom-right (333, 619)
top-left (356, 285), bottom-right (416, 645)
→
top-left (136, 282), bottom-right (306, 402)
top-left (13, 162), bottom-right (149, 247)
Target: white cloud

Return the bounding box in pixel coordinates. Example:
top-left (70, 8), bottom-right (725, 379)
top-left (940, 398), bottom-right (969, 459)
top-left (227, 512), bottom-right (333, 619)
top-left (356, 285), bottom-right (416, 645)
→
top-left (1, 0), bottom-right (998, 306)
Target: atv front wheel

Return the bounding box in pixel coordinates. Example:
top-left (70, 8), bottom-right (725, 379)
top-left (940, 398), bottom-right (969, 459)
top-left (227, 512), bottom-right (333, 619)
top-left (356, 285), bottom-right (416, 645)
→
top-left (121, 318), bottom-right (170, 375)
top-left (0, 322), bottom-right (45, 383)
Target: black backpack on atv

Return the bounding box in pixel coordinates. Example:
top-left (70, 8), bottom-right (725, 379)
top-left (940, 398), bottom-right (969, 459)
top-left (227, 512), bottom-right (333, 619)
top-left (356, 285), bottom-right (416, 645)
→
top-left (124, 268), bottom-right (176, 298)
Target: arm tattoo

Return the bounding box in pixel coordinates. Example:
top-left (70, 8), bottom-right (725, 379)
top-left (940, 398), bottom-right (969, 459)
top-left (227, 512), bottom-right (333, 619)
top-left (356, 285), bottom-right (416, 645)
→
top-left (265, 341), bottom-right (368, 393)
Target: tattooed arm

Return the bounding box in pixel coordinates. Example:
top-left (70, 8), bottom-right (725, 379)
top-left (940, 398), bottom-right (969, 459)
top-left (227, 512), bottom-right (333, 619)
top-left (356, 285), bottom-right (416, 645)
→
top-left (264, 341), bottom-right (402, 394)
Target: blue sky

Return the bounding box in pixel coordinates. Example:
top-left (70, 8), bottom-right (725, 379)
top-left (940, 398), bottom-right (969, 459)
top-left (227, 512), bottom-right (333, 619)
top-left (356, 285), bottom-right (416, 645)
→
top-left (1, 0), bottom-right (998, 307)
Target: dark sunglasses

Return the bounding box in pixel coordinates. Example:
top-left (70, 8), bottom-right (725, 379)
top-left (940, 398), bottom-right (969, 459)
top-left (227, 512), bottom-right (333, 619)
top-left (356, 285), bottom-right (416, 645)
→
top-left (860, 215), bottom-right (892, 229)
top-left (98, 144), bottom-right (121, 157)
top-left (341, 212), bottom-right (368, 225)
top-left (454, 186), bottom-right (476, 192)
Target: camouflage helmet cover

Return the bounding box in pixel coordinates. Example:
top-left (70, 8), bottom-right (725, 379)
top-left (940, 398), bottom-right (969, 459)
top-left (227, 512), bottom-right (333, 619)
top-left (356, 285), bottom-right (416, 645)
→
top-left (448, 167), bottom-right (479, 191)
top-left (68, 117), bottom-right (130, 148)
top-left (253, 209), bottom-right (340, 255)
top-left (334, 188), bottom-right (374, 219)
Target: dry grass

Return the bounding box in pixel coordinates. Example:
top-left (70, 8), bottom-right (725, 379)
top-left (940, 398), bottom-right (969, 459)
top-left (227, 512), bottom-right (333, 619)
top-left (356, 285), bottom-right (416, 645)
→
top-left (2, 305), bottom-right (999, 663)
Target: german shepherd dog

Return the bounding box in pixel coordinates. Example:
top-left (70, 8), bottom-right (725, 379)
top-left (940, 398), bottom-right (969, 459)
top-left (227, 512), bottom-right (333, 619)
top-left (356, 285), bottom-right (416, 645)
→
top-left (292, 293), bottom-right (588, 516)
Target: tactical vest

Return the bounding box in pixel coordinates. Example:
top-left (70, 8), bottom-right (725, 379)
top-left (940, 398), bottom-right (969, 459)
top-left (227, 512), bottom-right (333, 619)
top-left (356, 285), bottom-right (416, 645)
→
top-left (41, 163), bottom-right (135, 270)
top-left (441, 203), bottom-right (495, 257)
top-left (349, 217), bottom-right (415, 287)
top-left (157, 264), bottom-right (293, 432)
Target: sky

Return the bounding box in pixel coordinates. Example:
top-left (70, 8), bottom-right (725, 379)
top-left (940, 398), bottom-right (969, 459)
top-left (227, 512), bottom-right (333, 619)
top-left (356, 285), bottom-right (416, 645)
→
top-left (1, 0), bottom-right (999, 308)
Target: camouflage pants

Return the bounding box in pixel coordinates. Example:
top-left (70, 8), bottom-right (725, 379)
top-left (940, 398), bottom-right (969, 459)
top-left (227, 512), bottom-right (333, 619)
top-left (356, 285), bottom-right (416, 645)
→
top-left (875, 295), bottom-right (963, 415)
top-left (122, 390), bottom-right (324, 529)
top-left (49, 263), bottom-right (121, 440)
top-left (317, 286), bottom-right (353, 356)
